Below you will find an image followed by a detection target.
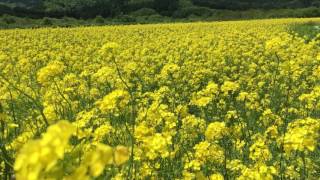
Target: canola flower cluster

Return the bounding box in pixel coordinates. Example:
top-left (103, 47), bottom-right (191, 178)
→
top-left (0, 18), bottom-right (320, 179)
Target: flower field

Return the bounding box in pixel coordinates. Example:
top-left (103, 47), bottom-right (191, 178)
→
top-left (1, 18), bottom-right (320, 179)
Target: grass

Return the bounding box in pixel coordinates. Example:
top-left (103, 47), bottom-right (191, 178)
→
top-left (291, 21), bottom-right (320, 40)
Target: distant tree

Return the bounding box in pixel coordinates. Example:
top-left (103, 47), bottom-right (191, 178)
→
top-left (179, 0), bottom-right (194, 8)
top-left (41, 17), bottom-right (53, 25)
top-left (43, 0), bottom-right (129, 18)
top-left (94, 15), bottom-right (104, 23)
top-left (1, 14), bottom-right (16, 24)
top-left (153, 0), bottom-right (179, 14)
top-left (300, 0), bottom-right (312, 7)
top-left (1, 0), bottom-right (320, 19)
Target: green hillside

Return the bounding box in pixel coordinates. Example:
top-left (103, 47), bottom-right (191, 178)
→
top-left (0, 0), bottom-right (320, 28)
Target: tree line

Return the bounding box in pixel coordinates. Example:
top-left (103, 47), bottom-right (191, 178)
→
top-left (192, 0), bottom-right (320, 10)
top-left (1, 0), bottom-right (320, 19)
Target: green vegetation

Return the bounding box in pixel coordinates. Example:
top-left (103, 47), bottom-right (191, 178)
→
top-left (1, 0), bottom-right (320, 28)
top-left (291, 21), bottom-right (320, 40)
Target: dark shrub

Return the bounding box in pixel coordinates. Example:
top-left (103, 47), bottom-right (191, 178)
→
top-left (147, 14), bottom-right (164, 22)
top-left (116, 15), bottom-right (136, 23)
top-left (2, 14), bottom-right (16, 24)
top-left (131, 8), bottom-right (158, 17)
top-left (173, 6), bottom-right (213, 18)
top-left (301, 7), bottom-right (320, 17)
top-left (41, 17), bottom-right (53, 26)
top-left (94, 15), bottom-right (105, 24)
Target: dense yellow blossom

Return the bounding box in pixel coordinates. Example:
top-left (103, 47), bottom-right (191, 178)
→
top-left (1, 18), bottom-right (320, 179)
top-left (205, 122), bottom-right (228, 141)
top-left (98, 89), bottom-right (130, 116)
top-left (37, 61), bottom-right (65, 85)
top-left (249, 137), bottom-right (272, 162)
top-left (284, 118), bottom-right (320, 153)
top-left (210, 173), bottom-right (224, 180)
top-left (191, 81), bottom-right (219, 107)
top-left (221, 81), bottom-right (240, 95)
top-left (14, 121), bottom-right (76, 180)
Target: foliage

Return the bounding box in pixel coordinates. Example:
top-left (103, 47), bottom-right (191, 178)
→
top-left (130, 8), bottom-right (158, 17)
top-left (290, 21), bottom-right (320, 40)
top-left (94, 15), bottom-right (104, 24)
top-left (2, 7), bottom-right (320, 29)
top-left (41, 17), bottom-right (52, 25)
top-left (0, 0), bottom-right (320, 20)
top-left (192, 0), bottom-right (320, 9)
top-left (1, 14), bottom-right (16, 24)
top-left (173, 6), bottom-right (213, 18)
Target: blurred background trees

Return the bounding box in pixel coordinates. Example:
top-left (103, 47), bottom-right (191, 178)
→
top-left (0, 0), bottom-right (320, 28)
top-left (1, 0), bottom-right (319, 18)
